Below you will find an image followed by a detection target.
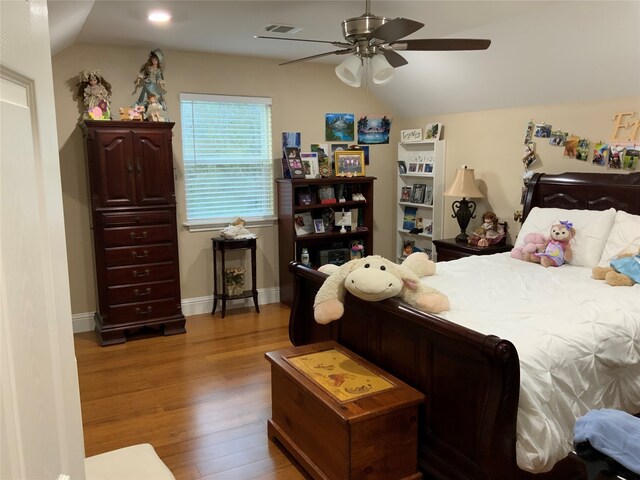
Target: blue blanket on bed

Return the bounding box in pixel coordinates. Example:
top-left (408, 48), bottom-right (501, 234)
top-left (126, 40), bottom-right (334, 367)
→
top-left (574, 409), bottom-right (640, 474)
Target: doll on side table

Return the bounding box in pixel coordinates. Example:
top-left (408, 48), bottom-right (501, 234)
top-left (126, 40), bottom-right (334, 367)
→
top-left (468, 211), bottom-right (505, 247)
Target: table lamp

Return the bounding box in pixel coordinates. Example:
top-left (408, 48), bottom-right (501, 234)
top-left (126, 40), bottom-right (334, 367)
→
top-left (443, 166), bottom-right (484, 243)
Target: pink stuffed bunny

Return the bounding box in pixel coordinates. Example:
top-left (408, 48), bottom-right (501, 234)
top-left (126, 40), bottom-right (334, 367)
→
top-left (511, 232), bottom-right (547, 263)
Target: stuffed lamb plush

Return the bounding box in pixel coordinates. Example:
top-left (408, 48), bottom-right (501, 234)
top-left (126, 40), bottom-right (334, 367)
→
top-left (313, 253), bottom-right (449, 324)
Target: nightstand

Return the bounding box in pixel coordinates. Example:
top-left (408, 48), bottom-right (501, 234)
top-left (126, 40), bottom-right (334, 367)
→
top-left (433, 238), bottom-right (513, 262)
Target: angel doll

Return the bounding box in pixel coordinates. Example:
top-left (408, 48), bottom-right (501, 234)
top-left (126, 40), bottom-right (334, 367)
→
top-left (76, 69), bottom-right (112, 120)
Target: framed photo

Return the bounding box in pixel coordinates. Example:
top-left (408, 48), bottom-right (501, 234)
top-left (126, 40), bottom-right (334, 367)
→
top-left (300, 151), bottom-right (320, 179)
top-left (285, 147), bottom-right (305, 178)
top-left (400, 186), bottom-right (412, 202)
top-left (401, 129), bottom-right (422, 142)
top-left (334, 210), bottom-right (352, 232)
top-left (335, 150), bottom-right (365, 176)
top-left (297, 190), bottom-right (315, 206)
top-left (313, 218), bottom-right (326, 234)
top-left (424, 123), bottom-right (443, 140)
top-left (294, 212), bottom-right (314, 236)
top-left (318, 185), bottom-right (336, 204)
top-left (398, 161), bottom-right (407, 174)
top-left (411, 184), bottom-right (426, 204)
top-left (402, 206), bottom-right (417, 230)
top-left (423, 186), bottom-right (433, 205)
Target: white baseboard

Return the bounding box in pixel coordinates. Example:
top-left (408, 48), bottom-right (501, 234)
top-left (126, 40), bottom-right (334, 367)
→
top-left (72, 287), bottom-right (281, 333)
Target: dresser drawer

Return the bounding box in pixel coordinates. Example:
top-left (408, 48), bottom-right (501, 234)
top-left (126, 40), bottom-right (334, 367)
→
top-left (107, 280), bottom-right (177, 305)
top-left (101, 211), bottom-right (172, 226)
top-left (104, 244), bottom-right (174, 267)
top-left (106, 262), bottom-right (175, 286)
top-left (105, 298), bottom-right (181, 325)
top-left (103, 225), bottom-right (174, 247)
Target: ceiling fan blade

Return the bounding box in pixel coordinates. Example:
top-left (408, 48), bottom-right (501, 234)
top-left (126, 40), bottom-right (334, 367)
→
top-left (391, 38), bottom-right (491, 51)
top-left (367, 17), bottom-right (424, 44)
top-left (255, 35), bottom-right (351, 49)
top-left (279, 48), bottom-right (353, 66)
top-left (382, 49), bottom-right (408, 68)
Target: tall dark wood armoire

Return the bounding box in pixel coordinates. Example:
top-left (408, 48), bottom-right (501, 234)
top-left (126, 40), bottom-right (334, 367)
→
top-left (80, 121), bottom-right (185, 345)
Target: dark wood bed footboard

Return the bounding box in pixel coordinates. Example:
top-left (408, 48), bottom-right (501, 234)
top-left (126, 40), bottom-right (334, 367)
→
top-left (288, 262), bottom-right (586, 480)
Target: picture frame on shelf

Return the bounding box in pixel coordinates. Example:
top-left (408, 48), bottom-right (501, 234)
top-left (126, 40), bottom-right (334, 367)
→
top-left (318, 185), bottom-right (336, 204)
top-left (294, 212), bottom-right (314, 236)
top-left (424, 123), bottom-right (443, 140)
top-left (400, 186), bottom-right (411, 202)
top-left (408, 162), bottom-right (418, 173)
top-left (398, 161), bottom-right (407, 174)
top-left (411, 184), bottom-right (426, 204)
top-left (297, 190), bottom-right (315, 206)
top-left (313, 218), bottom-right (325, 234)
top-left (401, 240), bottom-right (415, 257)
top-left (285, 147), bottom-right (306, 178)
top-left (334, 209), bottom-right (352, 232)
top-left (400, 129), bottom-right (422, 143)
top-left (300, 151), bottom-right (320, 179)
top-left (402, 206), bottom-right (417, 230)
top-left (423, 186), bottom-right (433, 206)
top-left (335, 150), bottom-right (365, 177)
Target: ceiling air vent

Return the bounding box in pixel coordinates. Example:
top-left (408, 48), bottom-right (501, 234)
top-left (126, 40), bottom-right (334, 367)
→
top-left (262, 24), bottom-right (302, 35)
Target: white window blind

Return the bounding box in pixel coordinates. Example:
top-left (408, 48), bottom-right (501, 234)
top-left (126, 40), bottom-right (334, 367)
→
top-left (180, 93), bottom-right (274, 227)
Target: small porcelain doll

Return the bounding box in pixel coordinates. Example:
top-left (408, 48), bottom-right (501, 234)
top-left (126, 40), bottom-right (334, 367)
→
top-left (145, 95), bottom-right (166, 122)
top-left (468, 211), bottom-right (505, 247)
top-left (76, 69), bottom-right (112, 120)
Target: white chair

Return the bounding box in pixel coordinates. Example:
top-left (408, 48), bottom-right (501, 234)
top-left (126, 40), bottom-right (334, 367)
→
top-left (85, 443), bottom-right (175, 480)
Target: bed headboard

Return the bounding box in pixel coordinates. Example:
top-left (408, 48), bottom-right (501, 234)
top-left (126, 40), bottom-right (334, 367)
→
top-left (522, 172), bottom-right (640, 221)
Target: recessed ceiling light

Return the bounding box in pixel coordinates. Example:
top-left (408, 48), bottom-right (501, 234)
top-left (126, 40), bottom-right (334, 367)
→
top-left (148, 11), bottom-right (171, 23)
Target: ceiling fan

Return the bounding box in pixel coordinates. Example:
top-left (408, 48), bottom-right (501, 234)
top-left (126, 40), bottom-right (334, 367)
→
top-left (255, 0), bottom-right (491, 87)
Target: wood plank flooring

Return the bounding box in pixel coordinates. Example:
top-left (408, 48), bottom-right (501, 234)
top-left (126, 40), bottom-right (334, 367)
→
top-left (74, 304), bottom-right (307, 479)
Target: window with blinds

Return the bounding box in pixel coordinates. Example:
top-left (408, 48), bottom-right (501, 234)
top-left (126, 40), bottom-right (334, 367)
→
top-left (180, 93), bottom-right (274, 228)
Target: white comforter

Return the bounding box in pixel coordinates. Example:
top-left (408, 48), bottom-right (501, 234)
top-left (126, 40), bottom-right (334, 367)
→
top-left (423, 253), bottom-right (640, 473)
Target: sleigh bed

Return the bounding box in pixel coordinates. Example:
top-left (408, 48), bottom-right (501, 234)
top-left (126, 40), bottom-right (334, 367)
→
top-left (287, 172), bottom-right (640, 480)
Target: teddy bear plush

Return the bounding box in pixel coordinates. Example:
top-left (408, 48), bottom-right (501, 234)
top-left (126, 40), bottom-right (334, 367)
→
top-left (534, 221), bottom-right (575, 267)
top-left (313, 253), bottom-right (449, 324)
top-left (592, 248), bottom-right (640, 286)
top-left (510, 232), bottom-right (547, 262)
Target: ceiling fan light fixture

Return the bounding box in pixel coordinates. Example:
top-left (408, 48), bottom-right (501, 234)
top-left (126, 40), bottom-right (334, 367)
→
top-left (335, 55), bottom-right (363, 87)
top-left (370, 54), bottom-right (394, 85)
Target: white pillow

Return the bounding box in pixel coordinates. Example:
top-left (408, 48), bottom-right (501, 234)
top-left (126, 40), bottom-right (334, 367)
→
top-left (598, 210), bottom-right (640, 266)
top-left (515, 207), bottom-right (616, 267)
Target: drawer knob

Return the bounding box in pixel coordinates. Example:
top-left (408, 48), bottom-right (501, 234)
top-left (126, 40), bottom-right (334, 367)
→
top-left (136, 306), bottom-right (152, 315)
top-left (131, 250), bottom-right (149, 259)
top-left (132, 269), bottom-right (150, 278)
top-left (133, 287), bottom-right (151, 297)
top-left (130, 231), bottom-right (148, 240)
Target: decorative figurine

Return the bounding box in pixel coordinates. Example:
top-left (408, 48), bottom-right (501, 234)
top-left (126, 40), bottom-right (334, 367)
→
top-left (76, 69), bottom-right (112, 120)
top-left (133, 49), bottom-right (166, 112)
top-left (145, 94), bottom-right (166, 122)
top-left (468, 211), bottom-right (505, 247)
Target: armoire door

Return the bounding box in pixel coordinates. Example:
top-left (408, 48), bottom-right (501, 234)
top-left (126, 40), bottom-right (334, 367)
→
top-left (92, 129), bottom-right (137, 208)
top-left (133, 130), bottom-right (176, 206)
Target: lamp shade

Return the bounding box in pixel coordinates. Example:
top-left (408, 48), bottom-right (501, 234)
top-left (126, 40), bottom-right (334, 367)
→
top-left (443, 167), bottom-right (484, 198)
top-left (335, 55), bottom-right (363, 87)
top-left (370, 54), bottom-right (394, 85)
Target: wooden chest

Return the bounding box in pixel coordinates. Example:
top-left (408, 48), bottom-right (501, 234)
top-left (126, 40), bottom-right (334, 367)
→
top-left (265, 341), bottom-right (424, 480)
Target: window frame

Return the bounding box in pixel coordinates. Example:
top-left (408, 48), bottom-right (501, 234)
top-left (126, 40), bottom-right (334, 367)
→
top-left (179, 93), bottom-right (276, 232)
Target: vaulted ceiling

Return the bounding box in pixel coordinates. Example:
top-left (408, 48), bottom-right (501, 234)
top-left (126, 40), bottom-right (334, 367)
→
top-left (48, 1), bottom-right (640, 116)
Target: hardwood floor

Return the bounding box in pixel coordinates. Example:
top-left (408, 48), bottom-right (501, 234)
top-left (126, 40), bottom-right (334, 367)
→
top-left (74, 303), bottom-right (307, 479)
